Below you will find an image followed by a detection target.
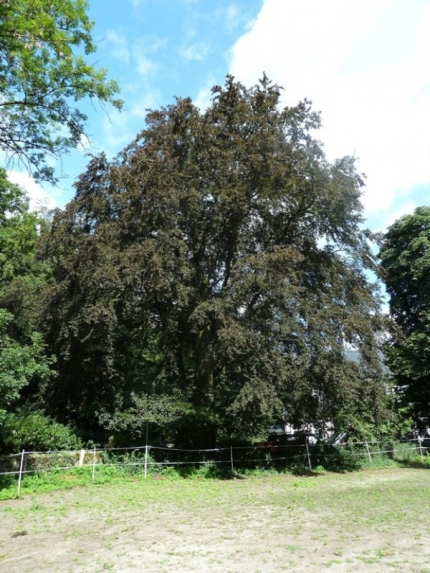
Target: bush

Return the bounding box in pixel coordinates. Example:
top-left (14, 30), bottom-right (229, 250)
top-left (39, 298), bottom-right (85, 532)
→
top-left (392, 442), bottom-right (419, 462)
top-left (313, 444), bottom-right (361, 472)
top-left (0, 410), bottom-right (82, 453)
top-left (25, 452), bottom-right (79, 471)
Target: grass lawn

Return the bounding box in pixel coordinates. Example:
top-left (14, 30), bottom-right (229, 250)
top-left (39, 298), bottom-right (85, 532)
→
top-left (0, 467), bottom-right (429, 572)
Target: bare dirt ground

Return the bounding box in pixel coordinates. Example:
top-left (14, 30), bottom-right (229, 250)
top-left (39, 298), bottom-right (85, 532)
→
top-left (0, 468), bottom-right (429, 573)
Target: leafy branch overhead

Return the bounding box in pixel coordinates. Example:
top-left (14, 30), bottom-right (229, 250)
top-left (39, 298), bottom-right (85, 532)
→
top-left (0, 0), bottom-right (122, 183)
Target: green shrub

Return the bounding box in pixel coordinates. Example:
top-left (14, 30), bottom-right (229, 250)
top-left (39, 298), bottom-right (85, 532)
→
top-left (314, 444), bottom-right (361, 472)
top-left (25, 452), bottom-right (78, 471)
top-left (360, 454), bottom-right (397, 469)
top-left (99, 449), bottom-right (161, 476)
top-left (0, 410), bottom-right (82, 453)
top-left (392, 442), bottom-right (419, 462)
top-left (160, 465), bottom-right (181, 479)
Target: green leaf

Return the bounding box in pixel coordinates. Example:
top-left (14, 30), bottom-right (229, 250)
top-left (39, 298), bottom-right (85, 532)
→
top-left (0, 0), bottom-right (122, 183)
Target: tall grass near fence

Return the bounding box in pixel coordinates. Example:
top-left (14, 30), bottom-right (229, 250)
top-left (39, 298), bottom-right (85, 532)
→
top-left (0, 439), bottom-right (428, 500)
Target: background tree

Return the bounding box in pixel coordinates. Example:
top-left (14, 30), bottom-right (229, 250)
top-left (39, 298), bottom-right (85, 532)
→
top-left (0, 308), bottom-right (52, 424)
top-left (380, 206), bottom-right (430, 430)
top-left (0, 167), bottom-right (51, 337)
top-left (0, 169), bottom-right (58, 450)
top-left (0, 0), bottom-right (122, 182)
top-left (0, 168), bottom-right (42, 282)
top-left (43, 76), bottom-right (388, 446)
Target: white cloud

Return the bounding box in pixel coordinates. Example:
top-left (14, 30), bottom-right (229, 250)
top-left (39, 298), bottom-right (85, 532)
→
top-left (137, 35), bottom-right (168, 55)
top-left (130, 36), bottom-right (166, 76)
top-left (135, 53), bottom-right (156, 76)
top-left (194, 76), bottom-right (217, 111)
top-left (180, 42), bottom-right (209, 62)
top-left (129, 90), bottom-right (162, 119)
top-left (383, 201), bottom-right (417, 230)
top-left (228, 0), bottom-right (430, 231)
top-left (129, 0), bottom-right (144, 8)
top-left (226, 4), bottom-right (241, 32)
top-left (106, 30), bottom-right (130, 63)
top-left (7, 171), bottom-right (58, 211)
top-left (100, 34), bottom-right (166, 155)
top-left (102, 108), bottom-right (133, 153)
top-left (101, 89), bottom-right (161, 154)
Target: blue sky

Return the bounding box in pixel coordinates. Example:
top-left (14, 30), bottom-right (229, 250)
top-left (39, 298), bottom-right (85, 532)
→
top-left (8, 0), bottom-right (430, 234)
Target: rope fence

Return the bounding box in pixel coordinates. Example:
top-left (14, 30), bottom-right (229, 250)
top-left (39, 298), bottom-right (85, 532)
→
top-left (0, 437), bottom-right (428, 497)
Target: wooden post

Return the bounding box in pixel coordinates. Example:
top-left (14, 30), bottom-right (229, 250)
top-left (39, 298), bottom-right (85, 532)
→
top-left (144, 445), bottom-right (148, 478)
top-left (91, 447), bottom-right (96, 483)
top-left (17, 450), bottom-right (25, 498)
top-left (365, 441), bottom-right (372, 464)
top-left (305, 437), bottom-right (312, 471)
top-left (419, 439), bottom-right (424, 463)
top-left (230, 446), bottom-right (234, 473)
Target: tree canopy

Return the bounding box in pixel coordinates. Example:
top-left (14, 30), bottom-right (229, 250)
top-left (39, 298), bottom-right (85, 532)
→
top-left (0, 308), bottom-right (52, 424)
top-left (0, 167), bottom-right (40, 282)
top-left (0, 169), bottom-right (55, 427)
top-left (380, 206), bottom-right (430, 430)
top-left (42, 76), bottom-right (388, 446)
top-left (0, 0), bottom-right (122, 183)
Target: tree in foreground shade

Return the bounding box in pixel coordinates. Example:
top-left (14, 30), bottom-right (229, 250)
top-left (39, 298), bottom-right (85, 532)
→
top-left (43, 76), bottom-right (388, 445)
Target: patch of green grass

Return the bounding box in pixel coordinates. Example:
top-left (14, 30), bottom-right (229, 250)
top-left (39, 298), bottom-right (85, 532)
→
top-left (0, 447), bottom-right (428, 501)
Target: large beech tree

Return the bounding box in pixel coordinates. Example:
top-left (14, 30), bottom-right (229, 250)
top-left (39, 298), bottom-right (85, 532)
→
top-left (42, 76), bottom-right (387, 445)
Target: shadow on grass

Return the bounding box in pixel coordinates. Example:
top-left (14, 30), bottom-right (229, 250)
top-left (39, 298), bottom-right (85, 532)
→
top-left (0, 474), bottom-right (16, 491)
top-left (291, 466), bottom-right (324, 477)
top-left (161, 465), bottom-right (238, 480)
top-left (311, 445), bottom-right (362, 473)
top-left (396, 459), bottom-right (430, 470)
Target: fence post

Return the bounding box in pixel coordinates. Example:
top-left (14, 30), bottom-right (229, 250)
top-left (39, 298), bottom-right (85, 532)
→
top-left (230, 446), bottom-right (234, 473)
top-left (144, 445), bottom-right (148, 478)
top-left (91, 447), bottom-right (96, 483)
top-left (17, 449), bottom-right (25, 498)
top-left (305, 437), bottom-right (312, 471)
top-left (365, 441), bottom-right (372, 464)
top-left (419, 438), bottom-right (424, 463)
